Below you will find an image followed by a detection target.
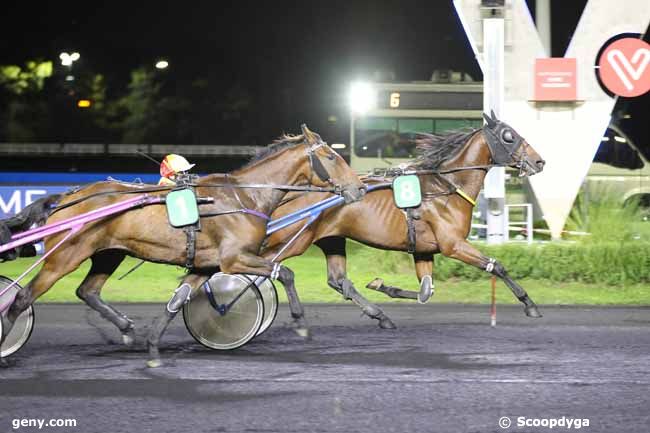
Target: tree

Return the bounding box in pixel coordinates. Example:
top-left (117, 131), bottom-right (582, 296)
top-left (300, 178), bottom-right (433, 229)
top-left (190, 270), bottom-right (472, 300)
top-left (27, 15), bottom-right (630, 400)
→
top-left (0, 60), bottom-right (53, 141)
top-left (0, 61), bottom-right (52, 95)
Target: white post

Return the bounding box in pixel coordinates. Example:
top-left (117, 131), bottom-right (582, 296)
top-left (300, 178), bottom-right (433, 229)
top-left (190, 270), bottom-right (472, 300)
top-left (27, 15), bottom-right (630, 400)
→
top-left (535, 0), bottom-right (551, 56)
top-left (526, 203), bottom-right (533, 245)
top-left (483, 17), bottom-right (506, 245)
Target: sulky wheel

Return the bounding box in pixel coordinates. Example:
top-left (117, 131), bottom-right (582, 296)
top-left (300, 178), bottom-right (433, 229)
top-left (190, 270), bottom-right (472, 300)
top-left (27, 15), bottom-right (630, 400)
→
top-left (244, 275), bottom-right (278, 337)
top-left (0, 276), bottom-right (35, 358)
top-left (183, 272), bottom-right (264, 350)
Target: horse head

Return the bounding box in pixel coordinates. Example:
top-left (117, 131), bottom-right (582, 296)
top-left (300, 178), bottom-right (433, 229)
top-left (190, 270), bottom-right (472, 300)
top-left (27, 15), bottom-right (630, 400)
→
top-left (299, 124), bottom-right (365, 203)
top-left (482, 110), bottom-right (545, 176)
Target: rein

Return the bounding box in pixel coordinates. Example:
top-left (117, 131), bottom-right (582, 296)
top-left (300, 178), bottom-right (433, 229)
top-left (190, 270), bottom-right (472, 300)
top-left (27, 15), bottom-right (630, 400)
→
top-left (50, 136), bottom-right (347, 214)
top-left (49, 181), bottom-right (341, 215)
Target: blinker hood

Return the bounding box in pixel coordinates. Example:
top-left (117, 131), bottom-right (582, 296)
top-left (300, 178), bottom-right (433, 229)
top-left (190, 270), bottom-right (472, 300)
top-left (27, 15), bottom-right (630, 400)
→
top-left (482, 110), bottom-right (524, 166)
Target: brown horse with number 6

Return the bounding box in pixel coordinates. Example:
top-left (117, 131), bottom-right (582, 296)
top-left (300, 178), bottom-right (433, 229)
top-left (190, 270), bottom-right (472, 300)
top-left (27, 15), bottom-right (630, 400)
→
top-left (264, 111), bottom-right (546, 330)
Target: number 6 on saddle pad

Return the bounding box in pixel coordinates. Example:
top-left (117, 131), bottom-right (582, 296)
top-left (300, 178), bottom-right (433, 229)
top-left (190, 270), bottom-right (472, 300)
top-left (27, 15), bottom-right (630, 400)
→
top-left (392, 175), bottom-right (421, 208)
top-left (166, 188), bottom-right (199, 227)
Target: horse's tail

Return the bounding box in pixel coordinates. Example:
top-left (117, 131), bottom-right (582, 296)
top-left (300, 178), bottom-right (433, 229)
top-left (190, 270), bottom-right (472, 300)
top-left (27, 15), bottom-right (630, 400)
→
top-left (0, 193), bottom-right (63, 261)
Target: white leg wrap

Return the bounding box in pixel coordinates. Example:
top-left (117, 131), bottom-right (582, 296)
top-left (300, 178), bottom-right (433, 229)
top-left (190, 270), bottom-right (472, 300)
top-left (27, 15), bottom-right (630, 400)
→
top-left (270, 263), bottom-right (281, 280)
top-left (485, 258), bottom-right (496, 273)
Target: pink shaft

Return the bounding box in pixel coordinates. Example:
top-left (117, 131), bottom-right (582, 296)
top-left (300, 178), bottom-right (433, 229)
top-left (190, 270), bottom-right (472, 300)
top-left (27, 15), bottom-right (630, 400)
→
top-left (1, 195), bottom-right (159, 253)
top-left (0, 226), bottom-right (80, 312)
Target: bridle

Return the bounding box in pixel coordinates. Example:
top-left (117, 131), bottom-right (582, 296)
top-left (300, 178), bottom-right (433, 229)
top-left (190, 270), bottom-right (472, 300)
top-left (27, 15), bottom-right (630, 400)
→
top-left (306, 140), bottom-right (339, 189)
top-left (482, 119), bottom-right (531, 177)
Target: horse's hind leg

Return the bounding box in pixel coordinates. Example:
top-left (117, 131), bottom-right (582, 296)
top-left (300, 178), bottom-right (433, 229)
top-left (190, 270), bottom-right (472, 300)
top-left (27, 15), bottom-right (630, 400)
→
top-left (366, 254), bottom-right (435, 304)
top-left (76, 250), bottom-right (136, 346)
top-left (2, 245), bottom-right (90, 347)
top-left (316, 238), bottom-right (396, 329)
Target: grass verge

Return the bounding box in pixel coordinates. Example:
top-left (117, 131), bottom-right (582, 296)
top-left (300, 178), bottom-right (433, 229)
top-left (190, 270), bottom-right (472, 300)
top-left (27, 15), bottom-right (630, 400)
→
top-left (1, 243), bottom-right (649, 305)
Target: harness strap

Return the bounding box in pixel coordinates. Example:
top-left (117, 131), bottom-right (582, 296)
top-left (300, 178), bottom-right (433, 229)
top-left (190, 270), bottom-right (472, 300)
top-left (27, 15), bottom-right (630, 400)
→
top-left (224, 174), bottom-right (246, 208)
top-left (173, 177), bottom-right (201, 271)
top-left (199, 208), bottom-right (270, 220)
top-left (50, 182), bottom-right (341, 215)
top-left (183, 225), bottom-right (197, 270)
top-left (432, 174), bottom-right (477, 207)
top-left (406, 208), bottom-right (418, 254)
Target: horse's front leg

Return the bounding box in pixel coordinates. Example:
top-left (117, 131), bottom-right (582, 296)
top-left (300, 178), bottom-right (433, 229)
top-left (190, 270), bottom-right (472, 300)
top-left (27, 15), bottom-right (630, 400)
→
top-left (366, 253), bottom-right (435, 304)
top-left (438, 238), bottom-right (541, 318)
top-left (223, 252), bottom-right (310, 338)
top-left (146, 273), bottom-right (208, 368)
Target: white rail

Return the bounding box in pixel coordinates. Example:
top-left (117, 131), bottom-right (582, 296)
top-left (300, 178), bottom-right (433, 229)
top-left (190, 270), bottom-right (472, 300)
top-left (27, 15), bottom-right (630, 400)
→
top-left (0, 142), bottom-right (261, 157)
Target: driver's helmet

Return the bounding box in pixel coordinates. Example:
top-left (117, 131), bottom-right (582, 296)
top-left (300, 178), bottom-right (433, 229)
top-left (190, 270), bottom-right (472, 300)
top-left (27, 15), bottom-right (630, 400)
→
top-left (160, 154), bottom-right (195, 179)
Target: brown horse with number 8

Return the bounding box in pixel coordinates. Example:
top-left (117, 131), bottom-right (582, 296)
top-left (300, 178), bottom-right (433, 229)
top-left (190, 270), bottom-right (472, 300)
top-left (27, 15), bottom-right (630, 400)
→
top-left (264, 111), bottom-right (546, 330)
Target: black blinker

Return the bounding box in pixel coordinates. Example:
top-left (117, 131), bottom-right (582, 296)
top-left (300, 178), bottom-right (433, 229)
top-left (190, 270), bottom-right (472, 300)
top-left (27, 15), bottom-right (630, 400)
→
top-left (311, 152), bottom-right (332, 183)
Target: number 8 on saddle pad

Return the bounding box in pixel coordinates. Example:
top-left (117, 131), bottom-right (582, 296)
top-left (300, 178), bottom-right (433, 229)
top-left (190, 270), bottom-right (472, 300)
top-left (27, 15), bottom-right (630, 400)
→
top-left (166, 188), bottom-right (199, 227)
top-left (392, 175), bottom-right (422, 208)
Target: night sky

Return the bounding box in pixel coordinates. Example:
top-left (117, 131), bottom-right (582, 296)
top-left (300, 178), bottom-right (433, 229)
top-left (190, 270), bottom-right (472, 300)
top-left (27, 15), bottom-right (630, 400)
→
top-left (0, 1), bottom-right (646, 149)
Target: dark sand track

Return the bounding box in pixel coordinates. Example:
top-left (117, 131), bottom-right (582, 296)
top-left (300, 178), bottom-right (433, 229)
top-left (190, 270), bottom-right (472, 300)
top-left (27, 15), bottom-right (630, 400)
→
top-left (1, 303), bottom-right (649, 433)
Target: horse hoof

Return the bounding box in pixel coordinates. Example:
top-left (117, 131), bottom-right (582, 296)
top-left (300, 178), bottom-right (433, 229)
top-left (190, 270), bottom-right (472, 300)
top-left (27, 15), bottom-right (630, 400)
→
top-left (417, 287), bottom-right (433, 304)
top-left (417, 276), bottom-right (434, 304)
top-left (525, 305), bottom-right (543, 318)
top-left (294, 327), bottom-right (310, 339)
top-left (379, 317), bottom-right (397, 329)
top-left (146, 359), bottom-right (162, 368)
top-left (122, 329), bottom-right (136, 347)
top-left (366, 278), bottom-right (384, 291)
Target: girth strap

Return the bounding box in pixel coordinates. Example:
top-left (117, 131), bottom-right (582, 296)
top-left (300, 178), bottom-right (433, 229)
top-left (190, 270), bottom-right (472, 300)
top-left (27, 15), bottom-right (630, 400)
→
top-left (406, 208), bottom-right (419, 254)
top-left (175, 176), bottom-right (201, 270)
top-left (183, 225), bottom-right (197, 270)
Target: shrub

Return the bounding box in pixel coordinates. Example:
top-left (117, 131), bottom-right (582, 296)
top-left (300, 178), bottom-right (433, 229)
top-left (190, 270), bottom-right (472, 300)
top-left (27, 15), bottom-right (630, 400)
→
top-left (434, 242), bottom-right (650, 285)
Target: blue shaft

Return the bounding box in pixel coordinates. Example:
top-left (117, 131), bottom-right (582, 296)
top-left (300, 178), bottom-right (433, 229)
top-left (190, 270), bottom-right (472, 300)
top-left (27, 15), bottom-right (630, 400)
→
top-left (265, 183), bottom-right (390, 235)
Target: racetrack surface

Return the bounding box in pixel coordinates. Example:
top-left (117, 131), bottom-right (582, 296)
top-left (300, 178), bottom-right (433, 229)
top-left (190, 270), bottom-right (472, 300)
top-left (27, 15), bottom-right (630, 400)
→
top-left (1, 303), bottom-right (649, 433)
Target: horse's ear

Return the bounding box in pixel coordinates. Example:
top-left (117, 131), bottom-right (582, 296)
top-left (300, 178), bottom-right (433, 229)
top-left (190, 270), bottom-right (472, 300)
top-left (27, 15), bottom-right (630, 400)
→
top-left (483, 112), bottom-right (497, 129)
top-left (301, 124), bottom-right (318, 145)
top-left (490, 109), bottom-right (498, 122)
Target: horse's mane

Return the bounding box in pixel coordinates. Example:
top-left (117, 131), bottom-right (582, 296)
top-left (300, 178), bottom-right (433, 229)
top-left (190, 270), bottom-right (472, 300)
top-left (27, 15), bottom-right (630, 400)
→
top-left (243, 134), bottom-right (306, 168)
top-left (409, 128), bottom-right (482, 170)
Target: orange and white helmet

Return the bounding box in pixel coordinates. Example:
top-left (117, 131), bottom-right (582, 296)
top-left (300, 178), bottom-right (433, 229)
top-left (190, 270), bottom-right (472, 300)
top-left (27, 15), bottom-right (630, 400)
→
top-left (160, 154), bottom-right (195, 178)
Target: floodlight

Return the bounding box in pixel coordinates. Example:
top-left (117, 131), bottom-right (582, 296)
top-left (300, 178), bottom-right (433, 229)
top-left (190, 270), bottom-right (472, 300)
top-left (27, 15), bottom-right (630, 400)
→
top-left (349, 82), bottom-right (376, 114)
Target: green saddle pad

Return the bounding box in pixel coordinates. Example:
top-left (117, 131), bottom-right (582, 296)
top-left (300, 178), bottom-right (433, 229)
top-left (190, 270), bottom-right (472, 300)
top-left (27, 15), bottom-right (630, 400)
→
top-left (392, 175), bottom-right (422, 208)
top-left (166, 189), bottom-right (199, 227)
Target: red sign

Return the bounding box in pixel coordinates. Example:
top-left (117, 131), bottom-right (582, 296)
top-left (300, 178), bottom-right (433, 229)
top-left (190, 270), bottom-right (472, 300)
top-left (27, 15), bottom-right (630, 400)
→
top-left (534, 58), bottom-right (577, 101)
top-left (598, 37), bottom-right (650, 98)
